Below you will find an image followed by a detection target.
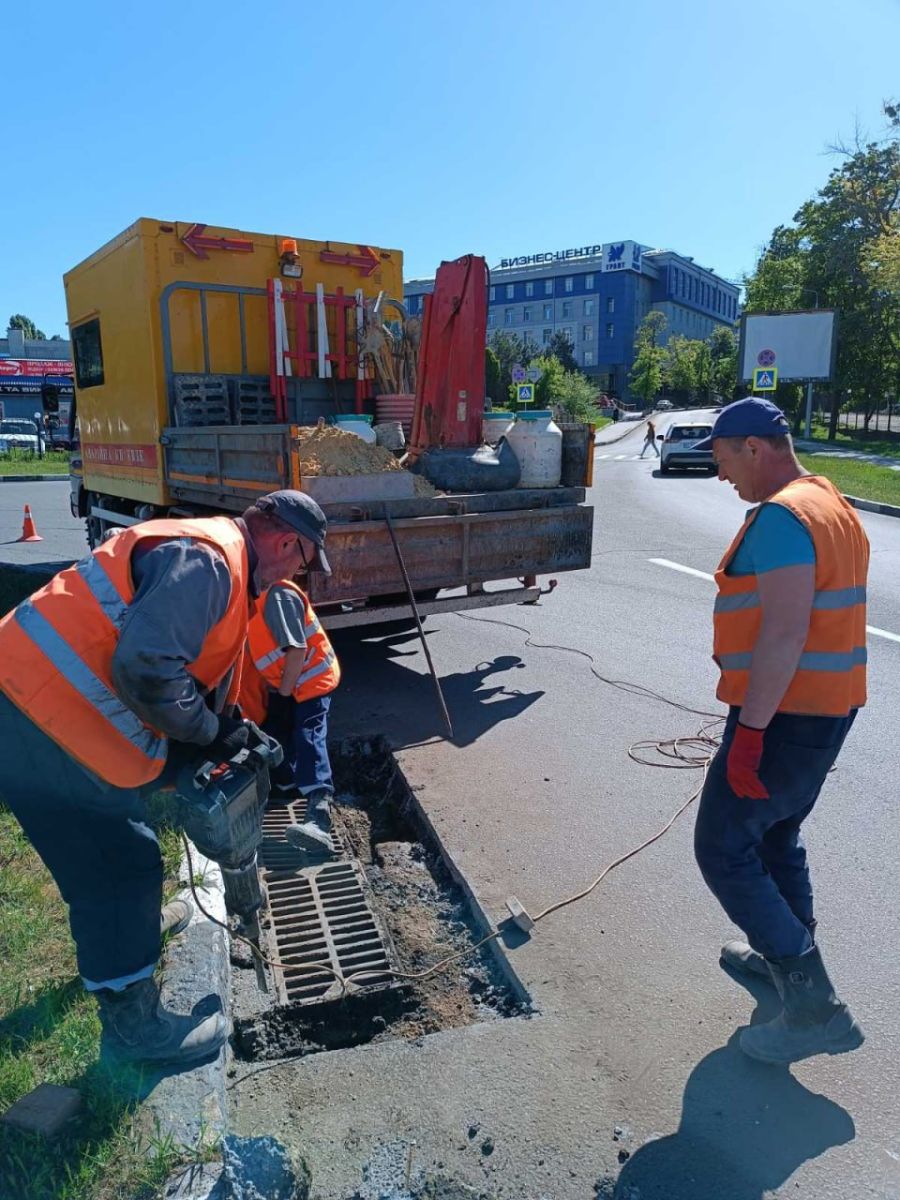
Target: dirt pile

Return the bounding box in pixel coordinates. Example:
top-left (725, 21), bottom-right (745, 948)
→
top-left (295, 423), bottom-right (402, 477)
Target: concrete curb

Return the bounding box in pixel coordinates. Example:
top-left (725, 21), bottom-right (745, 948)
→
top-left (137, 845), bottom-right (231, 1154)
top-left (844, 494), bottom-right (900, 519)
top-left (0, 474), bottom-right (69, 482)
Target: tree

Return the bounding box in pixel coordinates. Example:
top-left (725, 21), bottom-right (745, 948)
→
top-left (523, 354), bottom-right (565, 410)
top-left (8, 314), bottom-right (46, 340)
top-left (488, 331), bottom-right (528, 399)
top-left (541, 330), bottom-right (578, 373)
top-left (553, 370), bottom-right (604, 423)
top-left (664, 334), bottom-right (701, 401)
top-left (708, 326), bottom-right (738, 401)
top-left (629, 312), bottom-right (667, 407)
top-left (485, 346), bottom-right (502, 405)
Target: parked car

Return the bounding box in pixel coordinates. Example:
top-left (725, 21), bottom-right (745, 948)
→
top-left (0, 418), bottom-right (41, 453)
top-left (658, 423), bottom-right (716, 473)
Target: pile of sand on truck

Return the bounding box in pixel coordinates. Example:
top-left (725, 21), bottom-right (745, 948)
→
top-left (296, 422), bottom-right (436, 496)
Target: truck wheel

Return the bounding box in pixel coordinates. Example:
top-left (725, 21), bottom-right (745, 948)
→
top-left (85, 495), bottom-right (105, 549)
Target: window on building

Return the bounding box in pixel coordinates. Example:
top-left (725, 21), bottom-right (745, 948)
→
top-left (585, 273), bottom-right (594, 289)
top-left (562, 300), bottom-right (572, 318)
top-left (504, 308), bottom-right (514, 325)
top-left (523, 306), bottom-right (532, 322)
top-left (72, 318), bottom-right (104, 388)
top-left (545, 279), bottom-right (553, 296)
top-left (564, 276), bottom-right (574, 293)
top-left (607, 297), bottom-right (615, 313)
top-left (525, 281), bottom-right (534, 297)
top-left (584, 298), bottom-right (594, 316)
top-left (562, 326), bottom-right (574, 344)
top-left (542, 302), bottom-right (553, 320)
top-left (542, 328), bottom-right (552, 345)
top-left (583, 324), bottom-right (593, 341)
top-left (606, 322), bottom-right (615, 338)
top-left (584, 349), bottom-right (594, 367)
top-left (505, 284), bottom-right (514, 299)
top-left (489, 286), bottom-right (496, 301)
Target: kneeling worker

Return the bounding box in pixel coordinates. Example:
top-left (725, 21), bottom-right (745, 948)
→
top-left (239, 566), bottom-right (341, 855)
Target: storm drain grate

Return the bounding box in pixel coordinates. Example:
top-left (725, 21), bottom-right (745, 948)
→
top-left (260, 798), bottom-right (340, 870)
top-left (262, 861), bottom-right (397, 1006)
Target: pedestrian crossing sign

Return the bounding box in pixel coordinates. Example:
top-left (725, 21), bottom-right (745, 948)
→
top-left (752, 367), bottom-right (778, 391)
top-left (516, 383), bottom-right (535, 404)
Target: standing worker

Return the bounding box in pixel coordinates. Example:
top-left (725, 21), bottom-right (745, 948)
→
top-left (0, 489), bottom-right (330, 1068)
top-left (692, 398), bottom-right (868, 1064)
top-left (640, 419), bottom-right (660, 458)
top-left (238, 570), bottom-right (341, 854)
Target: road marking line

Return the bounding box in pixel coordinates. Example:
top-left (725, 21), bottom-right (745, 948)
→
top-left (614, 454), bottom-right (629, 460)
top-left (649, 557), bottom-right (714, 582)
top-left (649, 558), bottom-right (900, 644)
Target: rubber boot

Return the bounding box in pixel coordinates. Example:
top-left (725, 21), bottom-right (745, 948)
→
top-left (721, 919), bottom-right (817, 983)
top-left (96, 977), bottom-right (229, 1067)
top-left (739, 944), bottom-right (864, 1064)
top-left (161, 898), bottom-right (192, 938)
top-left (285, 789), bottom-right (334, 853)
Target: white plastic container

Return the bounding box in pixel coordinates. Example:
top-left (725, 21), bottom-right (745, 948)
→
top-left (483, 410), bottom-right (515, 444)
top-left (332, 414), bottom-right (376, 445)
top-left (506, 410), bottom-right (563, 488)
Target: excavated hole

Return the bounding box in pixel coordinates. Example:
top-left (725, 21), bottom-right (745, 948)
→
top-left (232, 736), bottom-right (530, 1061)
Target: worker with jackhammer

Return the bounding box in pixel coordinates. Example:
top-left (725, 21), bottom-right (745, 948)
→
top-left (0, 489), bottom-right (330, 1069)
top-left (237, 563), bottom-right (341, 854)
top-left (692, 398), bottom-right (868, 1063)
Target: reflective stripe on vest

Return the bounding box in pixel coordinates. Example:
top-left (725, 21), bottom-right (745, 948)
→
top-left (253, 619), bottom-right (320, 673)
top-left (712, 476), bottom-right (869, 716)
top-left (15, 600), bottom-right (167, 761)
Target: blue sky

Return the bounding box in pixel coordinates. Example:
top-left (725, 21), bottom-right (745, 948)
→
top-left (1, 0), bottom-right (897, 338)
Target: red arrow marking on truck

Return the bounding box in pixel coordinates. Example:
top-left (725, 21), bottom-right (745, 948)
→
top-left (318, 245), bottom-right (380, 277)
top-left (181, 224), bottom-right (254, 260)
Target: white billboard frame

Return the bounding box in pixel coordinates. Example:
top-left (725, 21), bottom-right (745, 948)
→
top-left (738, 310), bottom-right (838, 383)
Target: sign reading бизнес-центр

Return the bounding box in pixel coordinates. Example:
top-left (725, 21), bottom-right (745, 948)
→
top-left (499, 241), bottom-right (643, 273)
top-left (739, 312), bottom-right (838, 382)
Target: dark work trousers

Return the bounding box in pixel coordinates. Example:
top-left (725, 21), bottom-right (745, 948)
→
top-left (694, 705), bottom-right (856, 960)
top-left (0, 690), bottom-right (164, 991)
top-left (265, 693), bottom-right (333, 795)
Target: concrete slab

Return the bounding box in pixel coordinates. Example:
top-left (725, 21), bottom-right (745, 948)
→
top-left (0, 1082), bottom-right (82, 1138)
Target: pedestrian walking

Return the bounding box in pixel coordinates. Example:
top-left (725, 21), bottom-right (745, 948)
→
top-left (238, 576), bottom-right (341, 854)
top-left (691, 397), bottom-right (868, 1064)
top-left (0, 489), bottom-right (330, 1067)
top-left (640, 420), bottom-right (660, 457)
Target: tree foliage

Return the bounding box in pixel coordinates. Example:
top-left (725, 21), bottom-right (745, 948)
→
top-left (541, 330), bottom-right (578, 373)
top-left (629, 312), bottom-right (667, 406)
top-left (8, 314), bottom-right (46, 340)
top-left (552, 370), bottom-right (605, 423)
top-left (487, 331), bottom-right (528, 400)
top-left (485, 346), bottom-right (502, 405)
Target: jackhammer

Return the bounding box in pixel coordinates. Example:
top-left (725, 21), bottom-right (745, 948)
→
top-left (176, 726), bottom-right (282, 991)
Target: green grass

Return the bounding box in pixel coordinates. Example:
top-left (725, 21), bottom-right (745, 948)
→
top-left (593, 416), bottom-right (612, 431)
top-left (0, 567), bottom-right (206, 1199)
top-left (798, 455), bottom-right (900, 506)
top-left (0, 451), bottom-right (70, 475)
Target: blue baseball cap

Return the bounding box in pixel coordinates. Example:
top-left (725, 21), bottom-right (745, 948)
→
top-left (694, 397), bottom-right (791, 450)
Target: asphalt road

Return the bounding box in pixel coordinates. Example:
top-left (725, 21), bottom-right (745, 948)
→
top-left (2, 447), bottom-right (899, 1199)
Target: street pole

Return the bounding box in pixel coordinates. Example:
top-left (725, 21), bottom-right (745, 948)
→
top-left (804, 379), bottom-right (813, 440)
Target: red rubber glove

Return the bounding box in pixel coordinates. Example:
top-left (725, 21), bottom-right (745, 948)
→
top-left (726, 723), bottom-right (770, 800)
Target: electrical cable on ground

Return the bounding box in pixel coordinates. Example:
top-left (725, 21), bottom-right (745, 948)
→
top-left (185, 610), bottom-right (725, 996)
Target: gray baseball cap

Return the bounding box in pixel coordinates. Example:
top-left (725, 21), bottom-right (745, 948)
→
top-left (257, 490), bottom-right (331, 575)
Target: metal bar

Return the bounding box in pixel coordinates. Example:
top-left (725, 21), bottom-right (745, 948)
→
top-left (336, 286), bottom-right (347, 379)
top-left (319, 586), bottom-right (542, 630)
top-left (199, 290), bottom-right (210, 374)
top-left (239, 292), bottom-right (248, 374)
top-left (384, 513), bottom-right (453, 738)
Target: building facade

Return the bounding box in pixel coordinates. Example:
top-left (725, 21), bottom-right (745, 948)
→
top-left (404, 240), bottom-right (740, 400)
top-left (0, 327), bottom-right (73, 420)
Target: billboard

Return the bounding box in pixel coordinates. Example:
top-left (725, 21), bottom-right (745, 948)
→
top-left (739, 311), bottom-right (837, 382)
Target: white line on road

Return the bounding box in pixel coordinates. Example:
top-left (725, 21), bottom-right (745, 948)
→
top-left (648, 557), bottom-right (900, 644)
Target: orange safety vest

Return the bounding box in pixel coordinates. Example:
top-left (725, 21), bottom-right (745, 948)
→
top-left (0, 518), bottom-right (249, 787)
top-left (238, 581), bottom-right (340, 725)
top-left (713, 475), bottom-right (869, 717)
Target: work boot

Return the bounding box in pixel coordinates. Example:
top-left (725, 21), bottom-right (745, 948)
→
top-left (285, 788), bottom-right (334, 853)
top-left (161, 898), bottom-right (192, 938)
top-left (721, 919), bottom-right (817, 983)
top-left (739, 944), bottom-right (864, 1064)
top-left (96, 977), bottom-right (229, 1067)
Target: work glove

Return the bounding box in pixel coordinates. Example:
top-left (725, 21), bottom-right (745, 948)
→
top-left (726, 722), bottom-right (770, 800)
top-left (202, 713), bottom-right (251, 764)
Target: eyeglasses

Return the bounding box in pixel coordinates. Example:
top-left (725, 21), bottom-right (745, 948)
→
top-left (297, 539), bottom-right (310, 571)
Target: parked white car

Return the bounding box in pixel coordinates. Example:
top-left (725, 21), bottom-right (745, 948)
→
top-left (0, 418), bottom-right (41, 453)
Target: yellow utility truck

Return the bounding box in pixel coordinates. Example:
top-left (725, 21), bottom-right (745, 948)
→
top-left (62, 218), bottom-right (593, 627)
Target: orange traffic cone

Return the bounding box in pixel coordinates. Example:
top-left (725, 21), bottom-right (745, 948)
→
top-left (17, 505), bottom-right (43, 543)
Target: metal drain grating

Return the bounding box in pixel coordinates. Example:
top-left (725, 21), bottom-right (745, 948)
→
top-left (260, 798), bottom-right (339, 869)
top-left (263, 861), bottom-right (396, 1005)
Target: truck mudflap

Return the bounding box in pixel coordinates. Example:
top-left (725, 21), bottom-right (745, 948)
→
top-left (305, 503), bottom-right (594, 607)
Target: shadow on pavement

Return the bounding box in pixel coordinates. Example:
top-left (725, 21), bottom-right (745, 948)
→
top-left (613, 978), bottom-right (856, 1200)
top-left (650, 469), bottom-right (718, 481)
top-left (331, 628), bottom-right (544, 749)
